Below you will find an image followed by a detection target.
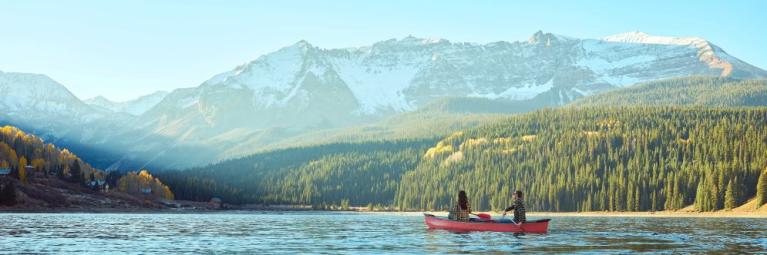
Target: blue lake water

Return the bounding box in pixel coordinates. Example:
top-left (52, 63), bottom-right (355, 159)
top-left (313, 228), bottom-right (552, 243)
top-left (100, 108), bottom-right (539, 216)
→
top-left (0, 212), bottom-right (765, 254)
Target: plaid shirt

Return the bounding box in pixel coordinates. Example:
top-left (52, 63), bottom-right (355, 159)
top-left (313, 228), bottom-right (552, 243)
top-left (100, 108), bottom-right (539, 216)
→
top-left (504, 199), bottom-right (526, 223)
top-left (448, 204), bottom-right (472, 221)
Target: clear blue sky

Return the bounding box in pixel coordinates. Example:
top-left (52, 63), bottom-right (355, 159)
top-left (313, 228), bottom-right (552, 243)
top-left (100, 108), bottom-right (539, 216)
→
top-left (1, 0), bottom-right (765, 101)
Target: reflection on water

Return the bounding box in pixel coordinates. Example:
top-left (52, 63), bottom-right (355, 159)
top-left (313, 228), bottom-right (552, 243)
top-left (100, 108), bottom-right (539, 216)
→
top-left (0, 212), bottom-right (765, 254)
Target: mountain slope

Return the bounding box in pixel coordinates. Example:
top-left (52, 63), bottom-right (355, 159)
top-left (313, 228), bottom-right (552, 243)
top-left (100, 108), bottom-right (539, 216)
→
top-left (572, 77), bottom-right (767, 107)
top-left (602, 32), bottom-right (766, 78)
top-left (0, 71), bottom-right (111, 124)
top-left (85, 91), bottom-right (169, 116)
top-left (130, 31), bottom-right (767, 165)
top-left (0, 71), bottom-right (212, 171)
top-left (3, 31), bottom-right (766, 169)
top-left (153, 31), bottom-right (766, 122)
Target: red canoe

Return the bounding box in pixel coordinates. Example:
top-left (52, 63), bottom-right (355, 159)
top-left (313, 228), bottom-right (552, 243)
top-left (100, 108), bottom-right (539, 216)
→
top-left (424, 213), bottom-right (550, 233)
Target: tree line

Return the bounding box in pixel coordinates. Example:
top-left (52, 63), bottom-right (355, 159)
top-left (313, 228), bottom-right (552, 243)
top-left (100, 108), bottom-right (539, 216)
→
top-left (157, 139), bottom-right (435, 206)
top-left (574, 77), bottom-right (767, 107)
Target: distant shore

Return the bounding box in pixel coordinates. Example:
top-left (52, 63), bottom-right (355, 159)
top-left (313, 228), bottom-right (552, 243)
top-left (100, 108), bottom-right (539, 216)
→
top-left (360, 200), bottom-right (767, 218)
top-left (4, 200), bottom-right (766, 217)
top-left (3, 208), bottom-right (766, 218)
top-left (363, 210), bottom-right (767, 218)
top-left (527, 211), bottom-right (767, 218)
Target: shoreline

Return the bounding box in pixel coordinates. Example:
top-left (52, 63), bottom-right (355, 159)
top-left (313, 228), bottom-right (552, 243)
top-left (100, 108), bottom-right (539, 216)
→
top-left (360, 211), bottom-right (767, 218)
top-left (529, 211), bottom-right (767, 218)
top-left (3, 208), bottom-right (766, 218)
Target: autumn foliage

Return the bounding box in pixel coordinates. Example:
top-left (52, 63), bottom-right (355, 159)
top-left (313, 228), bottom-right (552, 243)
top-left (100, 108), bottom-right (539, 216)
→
top-left (118, 170), bottom-right (175, 200)
top-left (0, 125), bottom-right (174, 201)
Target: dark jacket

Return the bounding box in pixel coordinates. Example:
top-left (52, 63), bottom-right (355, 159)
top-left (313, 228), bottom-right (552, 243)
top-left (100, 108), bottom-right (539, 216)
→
top-left (504, 199), bottom-right (526, 223)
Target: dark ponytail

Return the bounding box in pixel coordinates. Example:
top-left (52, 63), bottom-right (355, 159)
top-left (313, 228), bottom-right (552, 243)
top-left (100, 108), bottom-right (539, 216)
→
top-left (458, 190), bottom-right (468, 210)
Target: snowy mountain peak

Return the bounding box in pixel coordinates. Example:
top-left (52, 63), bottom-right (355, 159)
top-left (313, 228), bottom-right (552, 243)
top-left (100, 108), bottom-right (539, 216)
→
top-left (400, 35), bottom-right (448, 45)
top-left (292, 40), bottom-right (314, 51)
top-left (0, 71), bottom-right (108, 122)
top-left (602, 31), bottom-right (708, 46)
top-left (528, 30), bottom-right (573, 45)
top-left (0, 71), bottom-right (74, 96)
top-left (421, 37), bottom-right (447, 45)
top-left (374, 36), bottom-right (451, 48)
top-left (602, 32), bottom-right (758, 77)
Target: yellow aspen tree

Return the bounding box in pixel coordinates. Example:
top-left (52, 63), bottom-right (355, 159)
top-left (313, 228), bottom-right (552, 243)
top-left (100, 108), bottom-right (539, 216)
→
top-left (18, 157), bottom-right (28, 184)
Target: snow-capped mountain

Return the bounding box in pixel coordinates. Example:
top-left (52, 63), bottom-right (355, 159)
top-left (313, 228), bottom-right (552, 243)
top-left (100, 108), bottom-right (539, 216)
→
top-left (155, 31), bottom-right (765, 119)
top-left (600, 32), bottom-right (765, 79)
top-left (2, 31), bottom-right (766, 169)
top-left (0, 71), bottom-right (102, 121)
top-left (0, 71), bottom-right (199, 170)
top-left (85, 91), bottom-right (169, 116)
top-left (127, 31), bottom-right (766, 164)
top-left (0, 71), bottom-right (134, 146)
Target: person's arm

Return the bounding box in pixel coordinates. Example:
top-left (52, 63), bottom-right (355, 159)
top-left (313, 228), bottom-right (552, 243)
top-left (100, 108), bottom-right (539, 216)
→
top-left (502, 205), bottom-right (516, 215)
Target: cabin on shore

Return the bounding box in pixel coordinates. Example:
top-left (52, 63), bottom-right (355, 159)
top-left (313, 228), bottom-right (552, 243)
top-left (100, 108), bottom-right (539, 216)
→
top-left (209, 197), bottom-right (223, 209)
top-left (89, 179), bottom-right (109, 192)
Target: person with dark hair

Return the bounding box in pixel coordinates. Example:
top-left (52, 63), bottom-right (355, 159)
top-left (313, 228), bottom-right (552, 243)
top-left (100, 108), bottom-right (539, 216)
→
top-left (448, 190), bottom-right (472, 221)
top-left (502, 190), bottom-right (526, 224)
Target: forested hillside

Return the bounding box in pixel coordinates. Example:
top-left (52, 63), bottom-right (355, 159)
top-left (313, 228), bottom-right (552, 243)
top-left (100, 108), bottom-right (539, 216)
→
top-left (0, 126), bottom-right (104, 185)
top-left (395, 107), bottom-right (767, 212)
top-left (163, 106), bottom-right (767, 212)
top-left (158, 77), bottom-right (767, 212)
top-left (0, 125), bottom-right (174, 207)
top-left (574, 77), bottom-right (767, 107)
top-left (158, 139), bottom-right (435, 206)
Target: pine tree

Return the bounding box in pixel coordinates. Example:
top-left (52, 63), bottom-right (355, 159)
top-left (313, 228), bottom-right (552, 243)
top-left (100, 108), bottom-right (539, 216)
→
top-left (757, 168), bottom-right (767, 209)
top-left (69, 161), bottom-right (82, 184)
top-left (695, 179), bottom-right (707, 212)
top-left (724, 179), bottom-right (736, 210)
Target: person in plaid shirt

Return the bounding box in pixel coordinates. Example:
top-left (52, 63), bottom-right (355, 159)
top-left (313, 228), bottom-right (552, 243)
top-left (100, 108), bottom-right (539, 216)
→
top-left (502, 190), bottom-right (526, 224)
top-left (448, 190), bottom-right (472, 221)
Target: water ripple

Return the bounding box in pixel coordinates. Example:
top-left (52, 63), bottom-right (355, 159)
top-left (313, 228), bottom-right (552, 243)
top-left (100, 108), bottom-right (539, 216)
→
top-left (0, 213), bottom-right (764, 254)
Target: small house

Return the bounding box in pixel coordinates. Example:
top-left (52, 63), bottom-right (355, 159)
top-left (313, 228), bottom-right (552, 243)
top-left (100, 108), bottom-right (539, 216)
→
top-left (89, 179), bottom-right (108, 192)
top-left (209, 197), bottom-right (223, 208)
